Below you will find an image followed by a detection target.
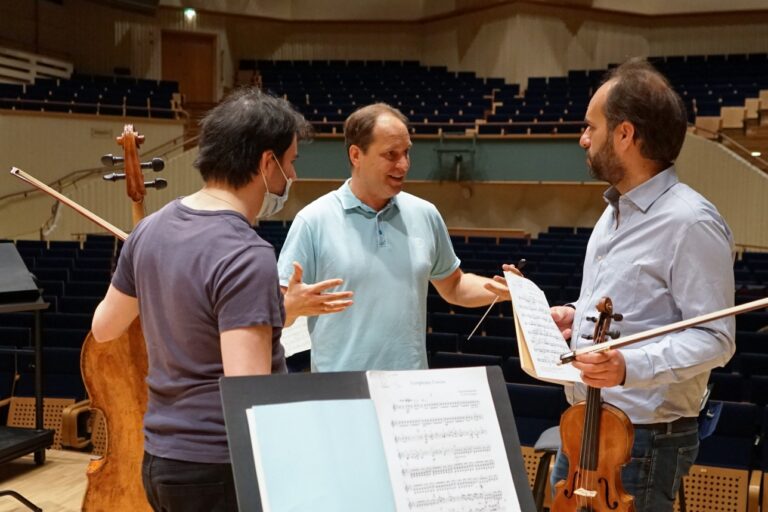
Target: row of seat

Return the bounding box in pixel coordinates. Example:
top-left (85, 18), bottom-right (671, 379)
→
top-left (244, 52), bottom-right (768, 137)
top-left (0, 74), bottom-right (180, 118)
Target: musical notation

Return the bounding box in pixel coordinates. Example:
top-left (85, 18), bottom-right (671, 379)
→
top-left (367, 367), bottom-right (521, 512)
top-left (504, 271), bottom-right (581, 383)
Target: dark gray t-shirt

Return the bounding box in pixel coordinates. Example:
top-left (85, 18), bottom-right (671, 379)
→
top-left (112, 198), bottom-right (287, 463)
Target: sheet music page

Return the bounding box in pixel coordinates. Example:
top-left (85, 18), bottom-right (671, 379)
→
top-left (246, 399), bottom-right (396, 512)
top-left (279, 315), bottom-right (311, 357)
top-left (504, 271), bottom-right (581, 383)
top-left (367, 367), bottom-right (520, 512)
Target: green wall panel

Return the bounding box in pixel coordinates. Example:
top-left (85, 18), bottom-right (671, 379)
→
top-left (295, 137), bottom-right (594, 182)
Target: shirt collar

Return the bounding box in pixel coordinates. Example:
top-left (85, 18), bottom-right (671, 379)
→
top-left (337, 179), bottom-right (399, 214)
top-left (603, 166), bottom-right (679, 213)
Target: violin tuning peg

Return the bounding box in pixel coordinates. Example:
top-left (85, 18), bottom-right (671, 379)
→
top-left (144, 178), bottom-right (167, 190)
top-left (140, 158), bottom-right (165, 172)
top-left (581, 334), bottom-right (594, 340)
top-left (586, 316), bottom-right (598, 322)
top-left (103, 172), bottom-right (126, 182)
top-left (101, 154), bottom-right (124, 167)
top-left (607, 330), bottom-right (621, 339)
top-left (612, 313), bottom-right (624, 321)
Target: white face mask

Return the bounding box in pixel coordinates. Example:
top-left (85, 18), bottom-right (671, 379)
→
top-left (257, 154), bottom-right (292, 219)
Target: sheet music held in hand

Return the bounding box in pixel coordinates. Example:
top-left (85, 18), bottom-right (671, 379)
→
top-left (280, 316), bottom-right (311, 357)
top-left (504, 271), bottom-right (581, 384)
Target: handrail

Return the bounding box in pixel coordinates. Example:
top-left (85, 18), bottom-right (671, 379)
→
top-left (690, 121), bottom-right (768, 170)
top-left (0, 97), bottom-right (187, 120)
top-left (717, 130), bottom-right (768, 169)
top-left (736, 243), bottom-right (768, 254)
top-left (0, 132), bottom-right (199, 205)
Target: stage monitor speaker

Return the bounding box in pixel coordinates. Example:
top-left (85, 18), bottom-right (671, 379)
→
top-left (0, 243), bottom-right (40, 304)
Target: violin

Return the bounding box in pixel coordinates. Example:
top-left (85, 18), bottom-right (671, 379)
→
top-left (551, 297), bottom-right (635, 512)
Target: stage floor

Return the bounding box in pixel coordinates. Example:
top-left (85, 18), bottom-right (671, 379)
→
top-left (0, 449), bottom-right (90, 511)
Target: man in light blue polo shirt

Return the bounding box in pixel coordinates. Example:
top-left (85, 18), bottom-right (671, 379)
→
top-left (278, 103), bottom-right (509, 372)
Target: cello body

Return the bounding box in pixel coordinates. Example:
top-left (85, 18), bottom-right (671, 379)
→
top-left (81, 319), bottom-right (151, 511)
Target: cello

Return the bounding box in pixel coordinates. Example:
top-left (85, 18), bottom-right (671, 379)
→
top-left (80, 125), bottom-right (163, 511)
top-left (552, 297), bottom-right (635, 512)
top-left (11, 125), bottom-right (161, 511)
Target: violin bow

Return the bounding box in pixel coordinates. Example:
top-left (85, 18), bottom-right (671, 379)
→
top-left (560, 296), bottom-right (768, 364)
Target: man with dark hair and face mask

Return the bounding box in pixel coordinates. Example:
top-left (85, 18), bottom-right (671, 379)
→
top-left (91, 88), bottom-right (335, 512)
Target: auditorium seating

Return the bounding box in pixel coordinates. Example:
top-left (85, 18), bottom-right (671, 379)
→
top-left (0, 74), bottom-right (181, 119)
top-left (237, 53), bottom-right (768, 139)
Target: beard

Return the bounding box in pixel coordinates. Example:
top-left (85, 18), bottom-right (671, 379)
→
top-left (587, 141), bottom-right (626, 185)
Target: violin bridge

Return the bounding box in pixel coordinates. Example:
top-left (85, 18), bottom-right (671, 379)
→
top-left (574, 488), bottom-right (598, 498)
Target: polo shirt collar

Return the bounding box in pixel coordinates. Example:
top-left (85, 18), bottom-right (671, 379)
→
top-left (337, 179), bottom-right (400, 214)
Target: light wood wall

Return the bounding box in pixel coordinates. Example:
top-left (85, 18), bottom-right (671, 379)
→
top-left (677, 132), bottom-right (768, 250)
top-left (2, 1), bottom-right (768, 99)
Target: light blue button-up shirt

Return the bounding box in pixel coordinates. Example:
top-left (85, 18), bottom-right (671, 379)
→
top-left (568, 168), bottom-right (735, 424)
top-left (277, 180), bottom-right (460, 372)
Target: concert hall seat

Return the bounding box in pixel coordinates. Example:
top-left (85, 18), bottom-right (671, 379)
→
top-left (680, 401), bottom-right (761, 512)
top-left (429, 312), bottom-right (483, 336)
top-left (460, 335), bottom-right (517, 358)
top-left (505, 382), bottom-right (567, 446)
top-left (428, 351), bottom-right (502, 371)
top-left (426, 332), bottom-right (458, 354)
top-left (709, 372), bottom-right (746, 402)
top-left (502, 357), bottom-right (551, 387)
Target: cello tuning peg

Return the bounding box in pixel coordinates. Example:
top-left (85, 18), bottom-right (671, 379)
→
top-left (586, 316), bottom-right (598, 322)
top-left (101, 154), bottom-right (124, 167)
top-left (140, 158), bottom-right (165, 172)
top-left (607, 330), bottom-right (621, 339)
top-left (144, 178), bottom-right (167, 190)
top-left (612, 313), bottom-right (624, 321)
top-left (581, 334), bottom-right (594, 340)
top-left (103, 172), bottom-right (126, 181)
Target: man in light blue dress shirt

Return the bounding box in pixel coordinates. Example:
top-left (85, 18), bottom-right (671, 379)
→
top-left (547, 58), bottom-right (735, 511)
top-left (278, 103), bottom-right (510, 371)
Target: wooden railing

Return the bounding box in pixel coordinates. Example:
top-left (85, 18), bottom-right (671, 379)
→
top-left (0, 46), bottom-right (72, 84)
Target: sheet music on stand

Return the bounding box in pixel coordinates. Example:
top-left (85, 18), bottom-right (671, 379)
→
top-left (222, 367), bottom-right (535, 512)
top-left (368, 368), bottom-right (520, 512)
top-left (503, 271), bottom-right (581, 385)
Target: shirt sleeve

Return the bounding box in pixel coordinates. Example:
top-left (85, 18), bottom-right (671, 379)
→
top-left (214, 245), bottom-right (284, 333)
top-left (429, 207), bottom-right (461, 280)
top-left (276, 216), bottom-right (316, 288)
top-left (111, 237), bottom-right (137, 298)
top-left (622, 219), bottom-right (736, 388)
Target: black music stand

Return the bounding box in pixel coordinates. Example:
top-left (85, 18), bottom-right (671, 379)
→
top-left (0, 244), bottom-right (54, 512)
top-left (221, 366), bottom-right (536, 512)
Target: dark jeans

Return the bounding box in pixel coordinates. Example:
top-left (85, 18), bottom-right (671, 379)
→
top-left (142, 451), bottom-right (238, 512)
top-left (551, 419), bottom-right (699, 512)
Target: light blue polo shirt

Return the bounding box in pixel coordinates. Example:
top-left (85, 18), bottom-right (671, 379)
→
top-left (277, 180), bottom-right (460, 372)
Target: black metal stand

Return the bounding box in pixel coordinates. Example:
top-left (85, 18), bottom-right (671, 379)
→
top-left (0, 244), bottom-right (54, 510)
top-left (0, 490), bottom-right (42, 512)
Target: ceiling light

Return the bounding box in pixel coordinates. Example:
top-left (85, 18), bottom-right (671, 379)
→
top-left (183, 8), bottom-right (197, 21)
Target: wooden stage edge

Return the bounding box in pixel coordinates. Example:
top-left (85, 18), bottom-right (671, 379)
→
top-left (0, 448), bottom-right (90, 512)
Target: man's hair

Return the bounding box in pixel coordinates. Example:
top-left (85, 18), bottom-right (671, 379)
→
top-left (344, 103), bottom-right (409, 157)
top-left (602, 58), bottom-right (688, 168)
top-left (194, 88), bottom-right (311, 189)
